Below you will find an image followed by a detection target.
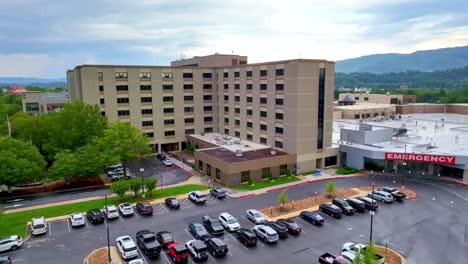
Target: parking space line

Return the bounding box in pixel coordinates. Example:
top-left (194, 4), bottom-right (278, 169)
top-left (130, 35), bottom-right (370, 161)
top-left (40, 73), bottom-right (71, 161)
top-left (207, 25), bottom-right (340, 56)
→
top-left (135, 212), bottom-right (139, 219)
top-left (321, 213), bottom-right (341, 223)
top-left (241, 215), bottom-right (253, 224)
top-left (119, 216), bottom-right (124, 222)
top-left (256, 239), bottom-right (265, 247)
top-left (208, 252), bottom-right (216, 262)
top-left (161, 252), bottom-right (171, 264)
top-left (49, 222), bottom-right (52, 237)
top-left (67, 219), bottom-right (71, 232)
top-left (0, 250), bottom-right (23, 256)
top-left (294, 217), bottom-right (309, 226)
top-left (135, 247), bottom-right (149, 264)
top-left (225, 233), bottom-right (249, 252)
top-left (85, 219), bottom-right (89, 229)
top-left (184, 228), bottom-right (195, 239)
top-left (12, 258), bottom-right (23, 262)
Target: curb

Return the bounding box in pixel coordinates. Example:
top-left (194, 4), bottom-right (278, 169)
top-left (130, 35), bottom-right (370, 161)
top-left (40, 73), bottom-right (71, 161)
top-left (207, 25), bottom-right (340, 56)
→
top-left (172, 162), bottom-right (194, 177)
top-left (445, 179), bottom-right (468, 187)
top-left (238, 193), bottom-right (256, 199)
top-left (266, 181), bottom-right (311, 193)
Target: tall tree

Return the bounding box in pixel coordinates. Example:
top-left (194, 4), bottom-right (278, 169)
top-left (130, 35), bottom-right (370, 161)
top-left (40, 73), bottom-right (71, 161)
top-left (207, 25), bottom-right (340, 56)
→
top-left (96, 121), bottom-right (151, 178)
top-left (43, 100), bottom-right (107, 159)
top-left (0, 136), bottom-right (46, 192)
top-left (10, 112), bottom-right (48, 151)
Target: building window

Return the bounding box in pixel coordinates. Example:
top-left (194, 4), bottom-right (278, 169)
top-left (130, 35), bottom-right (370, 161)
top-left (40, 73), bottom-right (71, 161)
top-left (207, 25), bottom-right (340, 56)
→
top-left (163, 96), bottom-right (174, 102)
top-left (235, 96), bottom-right (240, 102)
top-left (146, 132), bottom-right (154, 138)
top-left (163, 108), bottom-right (173, 114)
top-left (260, 84), bottom-right (267, 90)
top-left (223, 72), bottom-right (228, 78)
top-left (100, 98), bottom-right (105, 104)
top-left (224, 95), bottom-right (229, 101)
top-left (276, 112), bottom-right (283, 120)
top-left (25, 103), bottom-right (39, 112)
top-left (203, 84), bottom-right (212, 89)
top-left (184, 95), bottom-right (194, 102)
top-left (364, 97), bottom-right (369, 101)
top-left (260, 137), bottom-right (267, 144)
top-left (355, 114), bottom-right (360, 119)
top-left (275, 127), bottom-right (283, 134)
top-left (140, 85), bottom-right (152, 91)
top-left (204, 127), bottom-right (213, 133)
top-left (355, 97), bottom-right (359, 100)
top-left (204, 116), bottom-right (213, 123)
top-left (199, 160), bottom-right (203, 170)
top-left (141, 109), bottom-right (153, 115)
top-left (247, 121), bottom-right (253, 128)
top-left (116, 85), bottom-right (128, 91)
top-left (101, 111), bottom-right (105, 116)
top-left (224, 118), bottom-right (229, 124)
top-left (260, 124), bottom-right (267, 131)
top-left (247, 97), bottom-right (253, 103)
top-left (141, 97), bottom-right (152, 103)
top-left (247, 109), bottom-right (253, 116)
top-left (183, 72), bottom-right (193, 78)
top-left (317, 68), bottom-right (325, 149)
top-left (162, 72), bottom-right (173, 78)
top-left (183, 84), bottom-right (193, 90)
top-left (235, 131), bottom-right (240, 137)
top-left (246, 71), bottom-right (253, 77)
top-left (99, 85), bottom-right (104, 92)
top-left (246, 83), bottom-right (253, 90)
top-left (275, 141), bottom-right (283, 148)
top-left (261, 167), bottom-right (270, 178)
top-left (162, 84), bottom-right (173, 91)
top-left (275, 69), bottom-right (284, 76)
top-left (275, 98), bottom-right (283, 105)
top-left (216, 168), bottom-right (221, 180)
top-left (164, 119), bottom-right (175, 125)
top-left (203, 95), bottom-right (212, 101)
top-left (139, 72), bottom-right (151, 78)
top-left (235, 108), bottom-right (240, 114)
top-left (142, 121), bottom-right (153, 127)
top-left (224, 107), bottom-right (229, 113)
top-left (260, 97), bottom-right (267, 104)
top-left (184, 107), bottom-right (194, 113)
top-left (165, 131), bottom-right (175, 136)
top-left (325, 156), bottom-right (338, 167)
top-left (235, 119), bottom-right (240, 126)
top-left (98, 72), bottom-right (103, 80)
top-left (247, 134), bottom-right (253, 141)
top-left (118, 110), bottom-right (130, 116)
top-left (234, 71), bottom-right (240, 78)
top-left (224, 84), bottom-right (229, 90)
top-left (115, 72), bottom-right (128, 78)
top-left (280, 164), bottom-right (287, 174)
top-left (276, 84), bottom-right (284, 91)
top-left (185, 129), bottom-right (195, 135)
top-left (260, 70), bottom-right (267, 77)
top-left (202, 72), bottom-right (212, 78)
top-left (235, 84), bottom-right (240, 90)
top-left (224, 128), bottom-right (229, 135)
top-left (185, 118), bottom-right (194, 124)
top-left (260, 111), bottom-right (267, 118)
top-left (117, 98), bottom-right (129, 104)
top-left (204, 106), bottom-right (212, 112)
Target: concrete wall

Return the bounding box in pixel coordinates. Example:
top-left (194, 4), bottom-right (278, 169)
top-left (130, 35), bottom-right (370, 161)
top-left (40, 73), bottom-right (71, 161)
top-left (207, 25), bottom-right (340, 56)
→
top-left (340, 128), bottom-right (393, 145)
top-left (396, 104), bottom-right (468, 115)
top-left (338, 94), bottom-right (416, 104)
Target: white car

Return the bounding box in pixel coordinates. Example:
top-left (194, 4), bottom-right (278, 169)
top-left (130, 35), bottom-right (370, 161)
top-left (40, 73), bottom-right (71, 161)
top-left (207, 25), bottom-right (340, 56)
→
top-left (31, 217), bottom-right (47, 236)
top-left (188, 191), bottom-right (207, 204)
top-left (128, 259), bottom-right (144, 264)
top-left (0, 235), bottom-right (22, 252)
top-left (253, 225), bottom-right (279, 244)
top-left (342, 242), bottom-right (385, 264)
top-left (116, 236), bottom-right (138, 260)
top-left (245, 209), bottom-right (265, 224)
top-left (69, 212), bottom-right (85, 227)
top-left (118, 203), bottom-right (134, 216)
top-left (162, 159), bottom-right (173, 166)
top-left (185, 240), bottom-right (209, 261)
top-left (218, 212), bottom-right (240, 232)
top-left (103, 205), bottom-right (119, 220)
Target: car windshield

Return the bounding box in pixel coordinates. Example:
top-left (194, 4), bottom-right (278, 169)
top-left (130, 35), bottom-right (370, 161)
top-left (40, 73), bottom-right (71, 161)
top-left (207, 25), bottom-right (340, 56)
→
top-left (123, 246), bottom-right (137, 252)
top-left (227, 218), bottom-right (237, 224)
top-left (196, 225), bottom-right (205, 231)
top-left (162, 234), bottom-right (173, 242)
top-left (34, 224), bottom-right (45, 229)
top-left (216, 189), bottom-right (225, 194)
top-left (253, 212), bottom-right (262, 217)
top-left (171, 200), bottom-right (179, 204)
top-left (74, 217), bottom-right (83, 221)
top-left (342, 201), bottom-right (350, 207)
top-left (121, 203), bottom-right (131, 208)
top-left (199, 194), bottom-right (206, 198)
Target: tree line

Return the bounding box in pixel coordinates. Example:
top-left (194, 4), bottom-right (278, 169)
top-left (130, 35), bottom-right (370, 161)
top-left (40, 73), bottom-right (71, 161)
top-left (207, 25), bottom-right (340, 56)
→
top-left (0, 101), bottom-right (151, 193)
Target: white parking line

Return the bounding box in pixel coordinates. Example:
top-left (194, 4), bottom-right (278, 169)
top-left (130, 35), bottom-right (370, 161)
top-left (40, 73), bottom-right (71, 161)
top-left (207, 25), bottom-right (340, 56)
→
top-left (241, 215), bottom-right (253, 224)
top-left (294, 217), bottom-right (310, 226)
top-left (48, 222), bottom-right (52, 237)
top-left (85, 220), bottom-right (89, 229)
top-left (135, 212), bottom-right (140, 219)
top-left (135, 247), bottom-right (149, 264)
top-left (321, 213), bottom-right (341, 223)
top-left (225, 233), bottom-right (249, 252)
top-left (119, 216), bottom-right (124, 222)
top-left (66, 219), bottom-right (71, 232)
top-left (12, 259), bottom-right (23, 262)
top-left (161, 252), bottom-right (171, 264)
top-left (185, 228), bottom-right (195, 239)
top-left (256, 239), bottom-right (266, 247)
top-left (207, 252), bottom-right (216, 262)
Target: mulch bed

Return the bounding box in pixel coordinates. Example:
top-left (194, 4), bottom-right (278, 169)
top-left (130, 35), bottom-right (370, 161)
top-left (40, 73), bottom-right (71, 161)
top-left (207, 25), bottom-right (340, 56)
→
top-left (260, 189), bottom-right (360, 218)
top-left (375, 245), bottom-right (403, 264)
top-left (357, 186), bottom-right (417, 199)
top-left (87, 248), bottom-right (109, 264)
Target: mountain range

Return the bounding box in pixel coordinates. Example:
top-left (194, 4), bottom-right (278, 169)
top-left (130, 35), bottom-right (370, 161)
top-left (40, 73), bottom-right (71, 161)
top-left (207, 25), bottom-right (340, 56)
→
top-left (0, 77), bottom-right (66, 88)
top-left (336, 45), bottom-right (468, 73)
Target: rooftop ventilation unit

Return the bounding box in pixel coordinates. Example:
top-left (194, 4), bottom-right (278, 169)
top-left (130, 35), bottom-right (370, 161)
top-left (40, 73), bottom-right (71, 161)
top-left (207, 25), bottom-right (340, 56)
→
top-left (270, 150), bottom-right (277, 155)
top-left (235, 149), bottom-right (243, 157)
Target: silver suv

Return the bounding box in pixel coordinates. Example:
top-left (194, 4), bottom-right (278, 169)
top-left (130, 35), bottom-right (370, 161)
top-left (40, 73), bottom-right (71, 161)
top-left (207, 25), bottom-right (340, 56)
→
top-left (368, 191), bottom-right (393, 203)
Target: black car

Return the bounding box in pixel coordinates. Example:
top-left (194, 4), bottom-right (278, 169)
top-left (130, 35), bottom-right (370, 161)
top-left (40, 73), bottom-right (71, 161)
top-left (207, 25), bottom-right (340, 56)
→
top-left (202, 215), bottom-right (224, 236)
top-left (277, 219), bottom-right (301, 235)
top-left (264, 221), bottom-right (288, 238)
top-left (205, 238), bottom-right (228, 258)
top-left (377, 187), bottom-right (406, 202)
top-left (86, 209), bottom-right (105, 224)
top-left (210, 188), bottom-right (226, 199)
top-left (0, 256), bottom-right (11, 264)
top-left (156, 154), bottom-right (166, 160)
top-left (236, 228), bottom-right (257, 246)
top-left (136, 201), bottom-right (154, 216)
top-left (165, 198), bottom-right (180, 209)
top-left (188, 223), bottom-right (212, 240)
top-left (300, 211), bottom-right (324, 225)
top-left (345, 198), bottom-right (366, 213)
top-left (156, 231), bottom-right (175, 251)
top-left (136, 230), bottom-right (162, 258)
top-left (356, 197), bottom-right (379, 211)
top-left (332, 198), bottom-right (355, 215)
top-left (319, 204), bottom-right (343, 218)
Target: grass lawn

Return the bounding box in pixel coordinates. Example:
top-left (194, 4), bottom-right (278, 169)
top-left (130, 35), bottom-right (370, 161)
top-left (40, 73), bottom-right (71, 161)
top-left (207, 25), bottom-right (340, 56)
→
top-left (233, 176), bottom-right (301, 191)
top-left (0, 184), bottom-right (208, 238)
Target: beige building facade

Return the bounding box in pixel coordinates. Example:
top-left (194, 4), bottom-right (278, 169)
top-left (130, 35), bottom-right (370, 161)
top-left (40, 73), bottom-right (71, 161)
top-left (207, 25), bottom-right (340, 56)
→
top-left (22, 91), bottom-right (68, 115)
top-left (338, 93), bottom-right (416, 105)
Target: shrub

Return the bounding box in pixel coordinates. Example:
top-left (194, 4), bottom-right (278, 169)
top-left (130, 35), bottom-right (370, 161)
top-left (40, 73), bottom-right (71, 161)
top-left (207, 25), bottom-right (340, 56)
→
top-left (267, 172), bottom-right (274, 182)
top-left (286, 169), bottom-right (292, 178)
top-left (144, 178), bottom-right (158, 196)
top-left (325, 181), bottom-right (336, 198)
top-left (248, 178), bottom-right (253, 186)
top-left (128, 178), bottom-right (142, 197)
top-left (110, 180), bottom-right (129, 199)
top-left (186, 144), bottom-right (195, 154)
top-left (335, 166), bottom-right (359, 175)
top-left (278, 190), bottom-right (288, 211)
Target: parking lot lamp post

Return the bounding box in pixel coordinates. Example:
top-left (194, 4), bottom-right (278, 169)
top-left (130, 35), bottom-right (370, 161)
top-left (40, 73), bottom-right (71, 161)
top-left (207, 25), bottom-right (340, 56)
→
top-left (402, 145), bottom-right (407, 189)
top-left (140, 168), bottom-right (145, 198)
top-left (369, 182), bottom-right (375, 244)
top-left (105, 195), bottom-right (111, 263)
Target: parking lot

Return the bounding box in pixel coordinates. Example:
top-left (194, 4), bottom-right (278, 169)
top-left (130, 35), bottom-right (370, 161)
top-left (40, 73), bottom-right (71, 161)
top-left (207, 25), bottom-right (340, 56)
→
top-left (2, 177), bottom-right (468, 264)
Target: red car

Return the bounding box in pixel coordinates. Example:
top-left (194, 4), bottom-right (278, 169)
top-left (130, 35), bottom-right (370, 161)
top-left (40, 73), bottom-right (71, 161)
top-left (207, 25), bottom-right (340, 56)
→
top-left (167, 241), bottom-right (189, 263)
top-left (156, 154), bottom-right (166, 160)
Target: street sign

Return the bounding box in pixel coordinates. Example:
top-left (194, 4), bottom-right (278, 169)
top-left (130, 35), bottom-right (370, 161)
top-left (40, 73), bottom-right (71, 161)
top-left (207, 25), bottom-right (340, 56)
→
top-left (369, 211), bottom-right (375, 216)
top-left (139, 168), bottom-right (144, 172)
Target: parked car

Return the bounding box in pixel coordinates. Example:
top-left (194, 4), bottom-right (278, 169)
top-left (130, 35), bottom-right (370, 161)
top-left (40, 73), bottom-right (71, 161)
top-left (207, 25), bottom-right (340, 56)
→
top-left (162, 159), bottom-right (173, 166)
top-left (202, 215), bottom-right (224, 236)
top-left (111, 172), bottom-right (125, 181)
top-left (0, 256), bottom-right (11, 264)
top-left (136, 201), bottom-right (153, 216)
top-left (356, 197), bottom-right (379, 211)
top-left (116, 235), bottom-right (138, 260)
top-left (0, 236), bottom-right (22, 252)
top-left (318, 252), bottom-right (350, 264)
top-left (210, 187), bottom-right (226, 199)
top-left (344, 198), bottom-right (366, 213)
top-left (332, 198), bottom-right (355, 215)
top-left (300, 211), bottom-right (324, 225)
top-left (102, 205), bottom-right (119, 220)
top-left (188, 191), bottom-right (207, 204)
top-left (156, 231), bottom-right (175, 252)
top-left (69, 212), bottom-right (85, 227)
top-left (236, 228), bottom-right (257, 246)
top-left (128, 259), bottom-right (144, 264)
top-left (31, 217), bottom-right (47, 236)
top-left (106, 163), bottom-right (123, 173)
top-left (167, 241), bottom-right (189, 263)
top-left (264, 221), bottom-right (288, 238)
top-left (368, 191), bottom-right (393, 203)
top-left (118, 203), bottom-right (134, 216)
top-left (86, 209), bottom-right (105, 224)
top-left (342, 242), bottom-right (385, 264)
top-left (136, 230), bottom-right (161, 258)
top-left (186, 240), bottom-right (209, 261)
top-left (165, 198), bottom-right (180, 209)
top-left (188, 222), bottom-right (212, 240)
top-left (377, 187), bottom-right (406, 201)
top-left (245, 209), bottom-right (265, 224)
top-left (156, 154), bottom-right (166, 160)
top-left (253, 225), bottom-right (279, 244)
top-left (277, 219), bottom-right (302, 235)
top-left (219, 212), bottom-right (240, 232)
top-left (319, 204), bottom-right (343, 218)
top-left (205, 238), bottom-right (228, 258)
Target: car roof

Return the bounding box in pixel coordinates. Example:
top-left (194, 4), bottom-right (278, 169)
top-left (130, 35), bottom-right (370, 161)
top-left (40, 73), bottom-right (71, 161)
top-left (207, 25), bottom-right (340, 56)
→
top-left (32, 217), bottom-right (45, 224)
top-left (120, 203), bottom-right (131, 207)
top-left (71, 213), bottom-right (82, 217)
top-left (139, 201), bottom-right (151, 206)
top-left (262, 226), bottom-right (277, 234)
top-left (209, 238), bottom-right (225, 246)
top-left (118, 236), bottom-right (135, 246)
top-left (220, 212), bottom-right (233, 218)
top-left (192, 191), bottom-right (204, 195)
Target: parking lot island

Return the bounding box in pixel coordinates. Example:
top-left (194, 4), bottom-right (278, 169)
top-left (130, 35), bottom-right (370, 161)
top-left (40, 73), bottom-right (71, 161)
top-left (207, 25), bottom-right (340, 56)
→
top-left (83, 246), bottom-right (123, 264)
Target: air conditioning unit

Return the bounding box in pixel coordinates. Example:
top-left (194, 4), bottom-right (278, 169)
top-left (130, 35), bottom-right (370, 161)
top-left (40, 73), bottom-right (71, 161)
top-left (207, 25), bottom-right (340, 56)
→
top-left (235, 149), bottom-right (243, 157)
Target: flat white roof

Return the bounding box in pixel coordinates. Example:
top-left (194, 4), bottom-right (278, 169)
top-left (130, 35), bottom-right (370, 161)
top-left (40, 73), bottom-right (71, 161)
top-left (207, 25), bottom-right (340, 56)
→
top-left (190, 133), bottom-right (269, 152)
top-left (335, 103), bottom-right (395, 110)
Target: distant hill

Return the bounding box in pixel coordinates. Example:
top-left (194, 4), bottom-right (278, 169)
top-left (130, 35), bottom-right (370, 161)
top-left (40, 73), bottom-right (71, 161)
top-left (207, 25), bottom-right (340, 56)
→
top-left (336, 45), bottom-right (468, 73)
top-left (0, 77), bottom-right (66, 88)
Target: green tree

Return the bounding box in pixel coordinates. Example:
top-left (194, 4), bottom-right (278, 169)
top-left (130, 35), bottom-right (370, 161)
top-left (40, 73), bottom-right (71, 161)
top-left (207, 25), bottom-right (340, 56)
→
top-left (43, 100), bottom-right (107, 159)
top-left (10, 112), bottom-right (48, 151)
top-left (325, 181), bottom-right (336, 198)
top-left (110, 180), bottom-right (130, 199)
top-left (278, 190), bottom-right (288, 211)
top-left (286, 169), bottom-right (292, 178)
top-left (128, 178), bottom-right (142, 197)
top-left (351, 243), bottom-right (379, 264)
top-left (247, 177), bottom-right (253, 186)
top-left (0, 136), bottom-right (46, 192)
top-left (186, 143), bottom-right (195, 154)
top-left (96, 121), bottom-right (151, 178)
top-left (144, 178), bottom-right (158, 196)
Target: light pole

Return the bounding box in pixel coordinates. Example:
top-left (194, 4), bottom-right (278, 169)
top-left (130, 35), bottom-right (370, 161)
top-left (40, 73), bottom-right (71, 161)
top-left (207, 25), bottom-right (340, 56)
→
top-left (369, 182), bottom-right (375, 243)
top-left (105, 195), bottom-right (111, 263)
top-left (140, 168), bottom-right (145, 198)
top-left (402, 144), bottom-right (407, 189)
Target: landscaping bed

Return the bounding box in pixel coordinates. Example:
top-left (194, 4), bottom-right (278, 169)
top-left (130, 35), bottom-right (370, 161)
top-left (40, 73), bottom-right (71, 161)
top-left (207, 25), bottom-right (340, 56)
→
top-left (335, 166), bottom-right (360, 175)
top-left (233, 176), bottom-right (300, 191)
top-left (375, 245), bottom-right (404, 264)
top-left (358, 186), bottom-right (417, 199)
top-left (85, 246), bottom-right (122, 264)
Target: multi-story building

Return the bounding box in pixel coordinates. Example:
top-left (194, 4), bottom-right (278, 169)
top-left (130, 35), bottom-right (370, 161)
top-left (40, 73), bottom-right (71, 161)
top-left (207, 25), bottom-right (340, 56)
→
top-left (67, 54), bottom-right (338, 182)
top-left (22, 91), bottom-right (68, 115)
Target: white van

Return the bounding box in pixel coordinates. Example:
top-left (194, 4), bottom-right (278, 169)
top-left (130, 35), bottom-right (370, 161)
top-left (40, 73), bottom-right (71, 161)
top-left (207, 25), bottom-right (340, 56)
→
top-left (31, 217), bottom-right (47, 236)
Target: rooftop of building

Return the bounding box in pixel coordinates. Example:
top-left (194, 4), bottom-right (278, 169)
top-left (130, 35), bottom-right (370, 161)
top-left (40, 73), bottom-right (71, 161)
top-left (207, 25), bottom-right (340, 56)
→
top-left (335, 103), bottom-right (395, 110)
top-left (198, 147), bottom-right (290, 163)
top-left (190, 133), bottom-right (268, 152)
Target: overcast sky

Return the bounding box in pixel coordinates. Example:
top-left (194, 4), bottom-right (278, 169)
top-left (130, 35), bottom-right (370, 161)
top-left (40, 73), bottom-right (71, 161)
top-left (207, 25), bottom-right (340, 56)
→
top-left (1, 0), bottom-right (467, 78)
